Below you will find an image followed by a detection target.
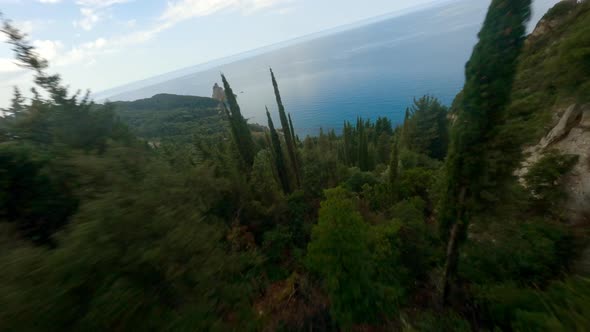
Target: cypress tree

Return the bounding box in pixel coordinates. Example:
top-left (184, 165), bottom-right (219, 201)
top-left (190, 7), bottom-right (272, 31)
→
top-left (263, 130), bottom-right (281, 187)
top-left (343, 121), bottom-right (352, 166)
top-left (328, 129), bottom-right (337, 151)
top-left (375, 116), bottom-right (393, 137)
top-left (221, 74), bottom-right (256, 169)
top-left (8, 86), bottom-right (25, 115)
top-left (318, 127), bottom-right (330, 152)
top-left (404, 95), bottom-right (449, 159)
top-left (266, 107), bottom-right (291, 194)
top-left (288, 113), bottom-right (297, 145)
top-left (439, 0), bottom-right (531, 305)
top-left (388, 135), bottom-right (400, 201)
top-left (270, 68), bottom-right (300, 187)
top-left (401, 108), bottom-right (411, 149)
top-left (357, 117), bottom-right (369, 171)
top-left (264, 130), bottom-right (274, 160)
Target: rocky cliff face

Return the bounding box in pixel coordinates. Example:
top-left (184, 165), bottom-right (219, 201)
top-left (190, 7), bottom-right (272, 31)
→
top-left (517, 104), bottom-right (590, 223)
top-left (514, 0), bottom-right (590, 224)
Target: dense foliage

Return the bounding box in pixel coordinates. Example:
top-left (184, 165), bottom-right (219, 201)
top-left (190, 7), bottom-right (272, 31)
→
top-left (438, 0), bottom-right (533, 305)
top-left (111, 93), bottom-right (223, 143)
top-left (0, 1), bottom-right (589, 331)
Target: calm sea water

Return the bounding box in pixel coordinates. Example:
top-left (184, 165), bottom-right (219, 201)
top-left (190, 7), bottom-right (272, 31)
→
top-left (104, 0), bottom-right (556, 136)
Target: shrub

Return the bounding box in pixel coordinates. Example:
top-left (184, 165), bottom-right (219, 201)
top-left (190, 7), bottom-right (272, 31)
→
top-left (461, 218), bottom-right (573, 285)
top-left (474, 277), bottom-right (590, 331)
top-left (345, 169), bottom-right (379, 193)
top-left (524, 150), bottom-right (579, 215)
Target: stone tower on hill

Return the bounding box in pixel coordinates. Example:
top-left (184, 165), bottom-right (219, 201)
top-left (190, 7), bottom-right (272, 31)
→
top-left (212, 83), bottom-right (225, 102)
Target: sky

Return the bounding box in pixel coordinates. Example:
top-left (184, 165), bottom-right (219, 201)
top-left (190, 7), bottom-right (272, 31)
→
top-left (0, 0), bottom-right (559, 107)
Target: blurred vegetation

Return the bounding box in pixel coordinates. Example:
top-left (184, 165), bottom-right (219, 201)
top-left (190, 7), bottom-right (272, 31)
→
top-left (0, 1), bottom-right (589, 331)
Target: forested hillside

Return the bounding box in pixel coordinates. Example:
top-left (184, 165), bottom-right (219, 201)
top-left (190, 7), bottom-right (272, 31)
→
top-left (0, 1), bottom-right (589, 331)
top-left (110, 93), bottom-right (225, 143)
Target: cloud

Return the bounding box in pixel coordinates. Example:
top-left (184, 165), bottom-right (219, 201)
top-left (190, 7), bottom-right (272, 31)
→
top-left (15, 0), bottom-right (288, 72)
top-left (32, 39), bottom-right (64, 61)
top-left (274, 6), bottom-right (294, 15)
top-left (160, 0), bottom-right (287, 24)
top-left (111, 21), bottom-right (173, 45)
top-left (6, 37), bottom-right (109, 68)
top-left (73, 8), bottom-right (100, 30)
top-left (89, 0), bottom-right (290, 56)
top-left (73, 0), bottom-right (133, 31)
top-left (84, 37), bottom-right (107, 49)
top-left (16, 21), bottom-right (35, 35)
top-left (0, 58), bottom-right (23, 73)
top-left (38, 0), bottom-right (61, 3)
top-left (125, 19), bottom-right (137, 28)
top-left (119, 0), bottom-right (285, 45)
top-left (56, 37), bottom-right (109, 66)
top-left (76, 0), bottom-right (132, 8)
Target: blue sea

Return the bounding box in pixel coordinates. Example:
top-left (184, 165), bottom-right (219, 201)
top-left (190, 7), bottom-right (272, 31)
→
top-left (100, 0), bottom-right (558, 136)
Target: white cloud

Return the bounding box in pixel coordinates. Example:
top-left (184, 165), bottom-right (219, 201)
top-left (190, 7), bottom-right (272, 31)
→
top-left (83, 37), bottom-right (107, 49)
top-left (32, 39), bottom-right (64, 61)
top-left (160, 0), bottom-right (287, 24)
top-left (0, 58), bottom-right (23, 73)
top-left (114, 21), bottom-right (173, 44)
top-left (16, 21), bottom-right (35, 35)
top-left (17, 0), bottom-right (288, 71)
top-left (275, 6), bottom-right (294, 15)
top-left (6, 37), bottom-right (109, 68)
top-left (56, 37), bottom-right (108, 66)
top-left (73, 0), bottom-right (133, 31)
top-left (74, 7), bottom-right (100, 30)
top-left (75, 0), bottom-right (132, 8)
top-left (38, 0), bottom-right (61, 3)
top-left (92, 0), bottom-right (289, 55)
top-left (125, 19), bottom-right (137, 28)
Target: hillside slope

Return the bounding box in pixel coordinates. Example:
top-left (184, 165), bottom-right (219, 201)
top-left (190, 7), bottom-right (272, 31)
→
top-left (110, 94), bottom-right (226, 143)
top-left (507, 0), bottom-right (590, 223)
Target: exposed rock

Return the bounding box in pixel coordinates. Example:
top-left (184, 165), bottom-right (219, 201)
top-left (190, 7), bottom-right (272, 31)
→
top-left (580, 106), bottom-right (590, 129)
top-left (518, 103), bottom-right (590, 224)
top-left (540, 104), bottom-right (584, 148)
top-left (212, 83), bottom-right (225, 102)
top-left (528, 0), bottom-right (578, 41)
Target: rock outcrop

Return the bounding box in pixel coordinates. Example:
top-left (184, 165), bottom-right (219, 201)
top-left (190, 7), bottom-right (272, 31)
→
top-left (212, 83), bottom-right (225, 102)
top-left (540, 104), bottom-right (585, 148)
top-left (514, 0), bottom-right (590, 224)
top-left (518, 103), bottom-right (590, 224)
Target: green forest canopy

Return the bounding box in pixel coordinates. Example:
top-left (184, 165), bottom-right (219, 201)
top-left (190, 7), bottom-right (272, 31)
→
top-left (0, 1), bottom-right (589, 331)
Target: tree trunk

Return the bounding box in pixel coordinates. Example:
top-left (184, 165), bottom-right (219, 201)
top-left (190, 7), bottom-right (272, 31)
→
top-left (441, 186), bottom-right (466, 306)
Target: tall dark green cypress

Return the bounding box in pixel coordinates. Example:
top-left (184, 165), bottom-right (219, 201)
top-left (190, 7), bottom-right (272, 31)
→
top-left (400, 108), bottom-right (411, 149)
top-left (343, 121), bottom-right (352, 166)
top-left (288, 113), bottom-right (297, 144)
top-left (356, 117), bottom-right (369, 171)
top-left (266, 107), bottom-right (291, 194)
top-left (8, 86), bottom-right (25, 115)
top-left (221, 74), bottom-right (256, 169)
top-left (439, 0), bottom-right (531, 305)
top-left (388, 135), bottom-right (400, 200)
top-left (270, 68), bottom-right (301, 187)
top-left (264, 130), bottom-right (281, 184)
